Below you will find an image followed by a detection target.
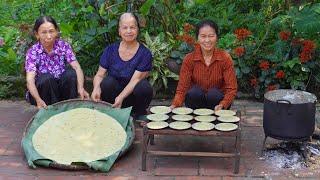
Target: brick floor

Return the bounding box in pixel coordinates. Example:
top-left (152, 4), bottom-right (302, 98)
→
top-left (0, 100), bottom-right (320, 179)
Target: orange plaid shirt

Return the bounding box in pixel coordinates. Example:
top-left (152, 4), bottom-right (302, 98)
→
top-left (172, 45), bottom-right (238, 108)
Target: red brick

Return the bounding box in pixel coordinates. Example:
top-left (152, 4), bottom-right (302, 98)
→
top-left (3, 142), bottom-right (23, 156)
top-left (240, 127), bottom-right (264, 140)
top-left (130, 176), bottom-right (173, 180)
top-left (154, 157), bottom-right (199, 176)
top-left (241, 115), bottom-right (262, 127)
top-left (175, 176), bottom-right (222, 180)
top-left (222, 177), bottom-right (263, 180)
top-left (243, 157), bottom-right (292, 177)
top-left (199, 158), bottom-right (246, 176)
top-left (1, 100), bottom-right (320, 179)
top-left (290, 167), bottom-right (320, 178)
top-left (238, 140), bottom-right (264, 158)
top-left (0, 175), bottom-right (36, 180)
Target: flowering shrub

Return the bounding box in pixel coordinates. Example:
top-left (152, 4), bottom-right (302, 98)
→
top-left (169, 23), bottom-right (195, 65)
top-left (231, 27), bottom-right (319, 98)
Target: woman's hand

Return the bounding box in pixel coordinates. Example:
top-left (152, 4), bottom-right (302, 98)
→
top-left (78, 88), bottom-right (89, 100)
top-left (214, 104), bottom-right (223, 111)
top-left (91, 87), bottom-right (101, 102)
top-left (36, 99), bottom-right (47, 109)
top-left (169, 105), bottom-right (176, 110)
top-left (112, 96), bottom-right (124, 108)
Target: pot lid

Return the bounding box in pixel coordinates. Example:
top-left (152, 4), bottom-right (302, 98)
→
top-left (264, 89), bottom-right (317, 104)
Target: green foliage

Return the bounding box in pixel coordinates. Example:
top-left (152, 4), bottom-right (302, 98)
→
top-left (0, 26), bottom-right (21, 75)
top-left (139, 0), bottom-right (156, 16)
top-left (0, 83), bottom-right (13, 99)
top-left (1, 0), bottom-right (320, 98)
top-left (144, 32), bottom-right (178, 91)
top-left (271, 3), bottom-right (320, 40)
top-left (218, 33), bottom-right (236, 51)
top-left (0, 76), bottom-right (25, 99)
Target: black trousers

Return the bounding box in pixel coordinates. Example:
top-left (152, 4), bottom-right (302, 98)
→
top-left (28, 69), bottom-right (78, 106)
top-left (100, 76), bottom-right (153, 116)
top-left (185, 85), bottom-right (227, 109)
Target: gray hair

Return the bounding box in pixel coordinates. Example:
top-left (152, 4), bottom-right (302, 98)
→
top-left (118, 12), bottom-right (140, 29)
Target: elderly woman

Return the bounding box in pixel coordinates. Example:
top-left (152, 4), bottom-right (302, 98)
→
top-left (91, 12), bottom-right (153, 119)
top-left (25, 16), bottom-right (89, 109)
top-left (170, 20), bottom-right (237, 111)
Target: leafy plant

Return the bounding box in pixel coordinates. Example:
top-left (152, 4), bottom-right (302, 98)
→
top-left (233, 27), bottom-right (319, 98)
top-left (169, 23), bottom-right (195, 65)
top-left (143, 32), bottom-right (178, 92)
top-left (1, 0), bottom-right (320, 99)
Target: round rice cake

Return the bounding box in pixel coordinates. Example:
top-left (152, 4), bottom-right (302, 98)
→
top-left (149, 106), bottom-right (171, 114)
top-left (215, 110), bottom-right (236, 117)
top-left (215, 123), bottom-right (238, 131)
top-left (172, 107), bottom-right (193, 115)
top-left (146, 114), bottom-right (169, 121)
top-left (194, 115), bottom-right (216, 122)
top-left (147, 121), bottom-right (169, 129)
top-left (192, 122), bottom-right (215, 131)
top-left (217, 116), bottom-right (240, 123)
top-left (169, 121), bottom-right (191, 130)
top-left (193, 108), bottom-right (214, 116)
top-left (171, 114), bottom-right (193, 121)
top-left (32, 108), bottom-right (127, 165)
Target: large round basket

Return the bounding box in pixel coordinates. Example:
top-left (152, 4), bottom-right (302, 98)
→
top-left (22, 99), bottom-right (135, 171)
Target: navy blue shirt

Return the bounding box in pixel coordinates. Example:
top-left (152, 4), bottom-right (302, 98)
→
top-left (99, 42), bottom-right (152, 87)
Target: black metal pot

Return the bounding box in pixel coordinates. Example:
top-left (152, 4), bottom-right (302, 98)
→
top-left (263, 89), bottom-right (317, 140)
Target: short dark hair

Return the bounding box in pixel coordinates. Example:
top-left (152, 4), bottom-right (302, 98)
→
top-left (118, 12), bottom-right (140, 30)
top-left (195, 20), bottom-right (219, 39)
top-left (33, 16), bottom-right (59, 33)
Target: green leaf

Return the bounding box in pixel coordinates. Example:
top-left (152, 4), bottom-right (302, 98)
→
top-left (195, 0), bottom-right (210, 4)
top-left (86, 28), bottom-right (96, 36)
top-left (0, 51), bottom-right (8, 58)
top-left (139, 0), bottom-right (156, 16)
top-left (107, 19), bottom-right (118, 30)
top-left (98, 3), bottom-right (106, 16)
top-left (162, 76), bottom-right (168, 89)
top-left (313, 4), bottom-right (320, 14)
top-left (7, 48), bottom-right (16, 61)
top-left (235, 67), bottom-right (242, 78)
top-left (241, 66), bottom-right (250, 74)
top-left (97, 26), bottom-right (110, 34)
top-left (283, 58), bottom-right (300, 69)
top-left (59, 23), bottom-right (74, 36)
top-left (170, 50), bottom-right (183, 59)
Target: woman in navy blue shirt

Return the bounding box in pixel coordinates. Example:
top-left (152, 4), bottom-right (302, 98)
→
top-left (91, 12), bottom-right (153, 118)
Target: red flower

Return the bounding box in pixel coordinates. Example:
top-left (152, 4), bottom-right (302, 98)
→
top-left (250, 77), bottom-right (258, 87)
top-left (259, 61), bottom-right (270, 71)
top-left (299, 51), bottom-right (313, 63)
top-left (299, 40), bottom-right (316, 63)
top-left (275, 70), bottom-right (285, 79)
top-left (183, 23), bottom-right (194, 33)
top-left (267, 85), bottom-right (277, 91)
top-left (176, 35), bottom-right (183, 41)
top-left (182, 34), bottom-right (195, 45)
top-left (279, 31), bottom-right (291, 41)
top-left (302, 40), bottom-right (316, 51)
top-left (234, 28), bottom-right (252, 41)
top-left (234, 46), bottom-right (245, 57)
top-left (176, 34), bottom-right (195, 45)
